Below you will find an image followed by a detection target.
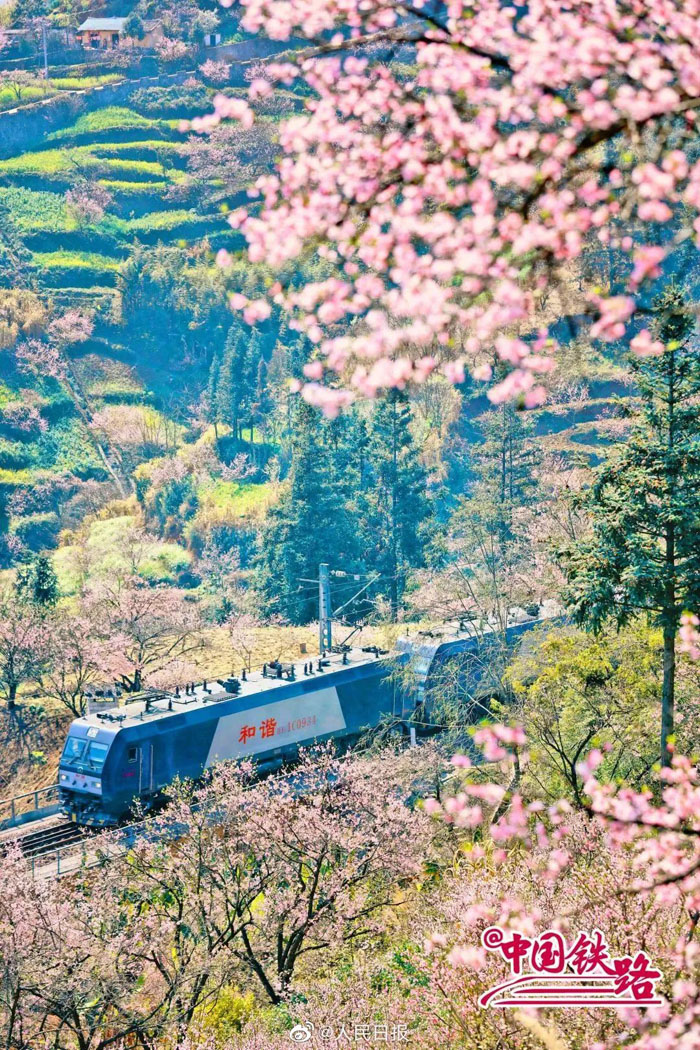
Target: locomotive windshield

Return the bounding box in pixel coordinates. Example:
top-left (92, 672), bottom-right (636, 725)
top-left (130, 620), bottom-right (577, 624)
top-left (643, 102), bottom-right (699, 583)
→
top-left (61, 737), bottom-right (109, 770)
top-left (63, 737), bottom-right (86, 763)
top-left (85, 741), bottom-right (109, 769)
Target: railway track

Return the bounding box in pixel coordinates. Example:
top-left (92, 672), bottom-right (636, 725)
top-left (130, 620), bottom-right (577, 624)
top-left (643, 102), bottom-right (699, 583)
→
top-left (1, 820), bottom-right (88, 860)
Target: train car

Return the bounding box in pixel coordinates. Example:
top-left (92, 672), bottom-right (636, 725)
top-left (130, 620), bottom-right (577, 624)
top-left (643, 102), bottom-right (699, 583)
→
top-left (59, 612), bottom-right (559, 826)
top-left (59, 646), bottom-right (406, 825)
top-left (395, 615), bottom-right (556, 723)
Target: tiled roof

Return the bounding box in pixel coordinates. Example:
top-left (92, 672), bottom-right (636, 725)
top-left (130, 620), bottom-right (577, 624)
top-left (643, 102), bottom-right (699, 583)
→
top-left (77, 17), bottom-right (128, 31)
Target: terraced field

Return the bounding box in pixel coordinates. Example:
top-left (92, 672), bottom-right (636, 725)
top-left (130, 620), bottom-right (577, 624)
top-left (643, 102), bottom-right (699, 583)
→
top-left (0, 105), bottom-right (220, 294)
top-left (0, 94), bottom-right (250, 548)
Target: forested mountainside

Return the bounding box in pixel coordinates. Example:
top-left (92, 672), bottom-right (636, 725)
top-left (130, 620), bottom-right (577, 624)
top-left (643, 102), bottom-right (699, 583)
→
top-left (0, 56), bottom-right (631, 604)
top-left (0, 21), bottom-right (664, 793)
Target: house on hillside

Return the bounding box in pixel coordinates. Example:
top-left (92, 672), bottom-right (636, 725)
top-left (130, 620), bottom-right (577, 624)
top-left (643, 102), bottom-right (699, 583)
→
top-left (76, 16), bottom-right (162, 49)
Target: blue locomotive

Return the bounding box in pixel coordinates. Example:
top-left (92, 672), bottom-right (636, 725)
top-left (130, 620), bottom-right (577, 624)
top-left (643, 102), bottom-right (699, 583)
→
top-left (59, 615), bottom-right (554, 825)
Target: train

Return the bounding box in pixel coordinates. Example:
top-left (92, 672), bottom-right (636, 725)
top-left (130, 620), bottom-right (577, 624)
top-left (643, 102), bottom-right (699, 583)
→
top-left (58, 611), bottom-right (557, 825)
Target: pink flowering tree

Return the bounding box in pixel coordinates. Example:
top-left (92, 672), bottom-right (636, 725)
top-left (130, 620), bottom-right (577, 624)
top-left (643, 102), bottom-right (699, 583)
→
top-left (16, 310), bottom-right (93, 382)
top-left (0, 845), bottom-right (201, 1050)
top-left (155, 36), bottom-right (192, 66)
top-left (0, 590), bottom-right (48, 710)
top-left (40, 614), bottom-right (106, 716)
top-left (199, 58), bottom-right (231, 84)
top-left (201, 0), bottom-right (700, 415)
top-left (123, 746), bottom-right (435, 1005)
top-left (412, 726), bottom-right (700, 1050)
top-left (83, 576), bottom-right (204, 692)
top-left (65, 182), bottom-right (114, 228)
top-left (15, 337), bottom-right (66, 381)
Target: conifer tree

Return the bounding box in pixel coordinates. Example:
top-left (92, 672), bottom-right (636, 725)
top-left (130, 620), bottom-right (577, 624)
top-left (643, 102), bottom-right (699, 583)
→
top-left (564, 288), bottom-right (700, 766)
top-left (446, 399), bottom-right (542, 629)
top-left (475, 402), bottom-right (540, 545)
top-left (252, 356), bottom-right (274, 440)
top-left (205, 346), bottom-right (222, 439)
top-left (255, 399), bottom-right (362, 624)
top-left (241, 328), bottom-right (263, 441)
top-left (15, 554), bottom-right (59, 608)
top-left (216, 320), bottom-right (260, 440)
top-left (362, 392), bottom-right (431, 619)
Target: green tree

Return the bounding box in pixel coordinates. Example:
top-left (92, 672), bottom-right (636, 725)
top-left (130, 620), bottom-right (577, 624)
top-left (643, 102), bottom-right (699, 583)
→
top-left (206, 344), bottom-right (223, 438)
top-left (443, 400), bottom-right (542, 630)
top-left (240, 328), bottom-right (263, 440)
top-left (123, 11), bottom-right (145, 38)
top-left (474, 401), bottom-right (540, 545)
top-left (362, 392), bottom-right (431, 619)
top-left (216, 321), bottom-right (260, 440)
top-left (506, 624), bottom-right (661, 806)
top-left (255, 399), bottom-right (362, 624)
top-left (252, 356), bottom-right (274, 439)
top-left (15, 554), bottom-right (59, 608)
top-left (563, 288), bottom-right (700, 766)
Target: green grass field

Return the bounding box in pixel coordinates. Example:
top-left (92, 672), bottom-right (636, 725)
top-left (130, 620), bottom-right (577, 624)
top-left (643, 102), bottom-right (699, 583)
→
top-left (0, 76), bottom-right (125, 112)
top-left (0, 146), bottom-right (177, 182)
top-left (32, 250), bottom-right (123, 272)
top-left (46, 106), bottom-right (184, 141)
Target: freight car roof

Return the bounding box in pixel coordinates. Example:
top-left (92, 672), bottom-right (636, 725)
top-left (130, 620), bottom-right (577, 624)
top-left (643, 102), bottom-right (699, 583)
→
top-left (82, 645), bottom-right (395, 729)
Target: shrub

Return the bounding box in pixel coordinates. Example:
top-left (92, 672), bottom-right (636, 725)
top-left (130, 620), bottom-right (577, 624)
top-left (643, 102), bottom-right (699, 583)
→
top-left (131, 83), bottom-right (211, 116)
top-left (10, 511), bottom-right (60, 551)
top-left (34, 419), bottom-right (107, 479)
top-left (139, 545), bottom-right (192, 584)
top-left (0, 188), bottom-right (71, 234)
top-left (194, 986), bottom-right (255, 1042)
top-left (0, 438), bottom-right (37, 470)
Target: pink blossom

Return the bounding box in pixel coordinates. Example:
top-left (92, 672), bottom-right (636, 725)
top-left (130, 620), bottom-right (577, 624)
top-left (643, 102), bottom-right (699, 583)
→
top-left (242, 299), bottom-right (272, 324)
top-left (206, 0), bottom-right (700, 409)
top-left (213, 94), bottom-right (255, 128)
top-left (249, 77), bottom-right (273, 99)
top-left (630, 329), bottom-right (665, 358)
top-left (630, 246), bottom-right (666, 289)
top-left (590, 296), bottom-right (636, 341)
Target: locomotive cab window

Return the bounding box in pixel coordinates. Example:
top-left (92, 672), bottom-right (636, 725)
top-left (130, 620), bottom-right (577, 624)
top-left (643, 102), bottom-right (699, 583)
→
top-left (127, 747), bottom-right (138, 763)
top-left (86, 741), bottom-right (109, 770)
top-left (62, 737), bottom-right (87, 763)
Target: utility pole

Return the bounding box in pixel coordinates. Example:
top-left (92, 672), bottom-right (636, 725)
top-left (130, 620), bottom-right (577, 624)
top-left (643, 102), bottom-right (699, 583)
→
top-left (318, 563), bottom-right (332, 653)
top-left (41, 20), bottom-right (48, 80)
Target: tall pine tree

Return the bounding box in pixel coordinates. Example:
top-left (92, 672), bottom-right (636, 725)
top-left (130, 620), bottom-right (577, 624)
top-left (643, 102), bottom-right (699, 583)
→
top-left (563, 288), bottom-right (700, 765)
top-left (444, 400), bottom-right (541, 631)
top-left (255, 399), bottom-right (363, 624)
top-left (217, 320), bottom-right (259, 440)
top-left (362, 392), bottom-right (431, 619)
top-left (206, 345), bottom-right (223, 438)
top-left (475, 402), bottom-right (540, 545)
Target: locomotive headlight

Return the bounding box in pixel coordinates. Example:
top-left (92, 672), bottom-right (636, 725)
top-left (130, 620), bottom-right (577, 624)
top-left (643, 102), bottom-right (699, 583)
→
top-left (94, 781), bottom-right (101, 791)
top-left (60, 773), bottom-right (68, 782)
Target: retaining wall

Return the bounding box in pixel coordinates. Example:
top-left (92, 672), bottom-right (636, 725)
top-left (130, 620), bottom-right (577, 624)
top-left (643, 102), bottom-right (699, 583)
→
top-left (0, 35), bottom-right (300, 160)
top-left (0, 70), bottom-right (199, 159)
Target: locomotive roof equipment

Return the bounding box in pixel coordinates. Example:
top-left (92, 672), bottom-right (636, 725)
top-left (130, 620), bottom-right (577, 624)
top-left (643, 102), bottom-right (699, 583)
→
top-left (59, 608), bottom-right (560, 827)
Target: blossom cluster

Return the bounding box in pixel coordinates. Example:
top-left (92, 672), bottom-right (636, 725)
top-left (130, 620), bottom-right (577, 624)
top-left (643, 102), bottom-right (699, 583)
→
top-left (421, 723), bottom-right (700, 1048)
top-left (209, 0), bottom-right (700, 412)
